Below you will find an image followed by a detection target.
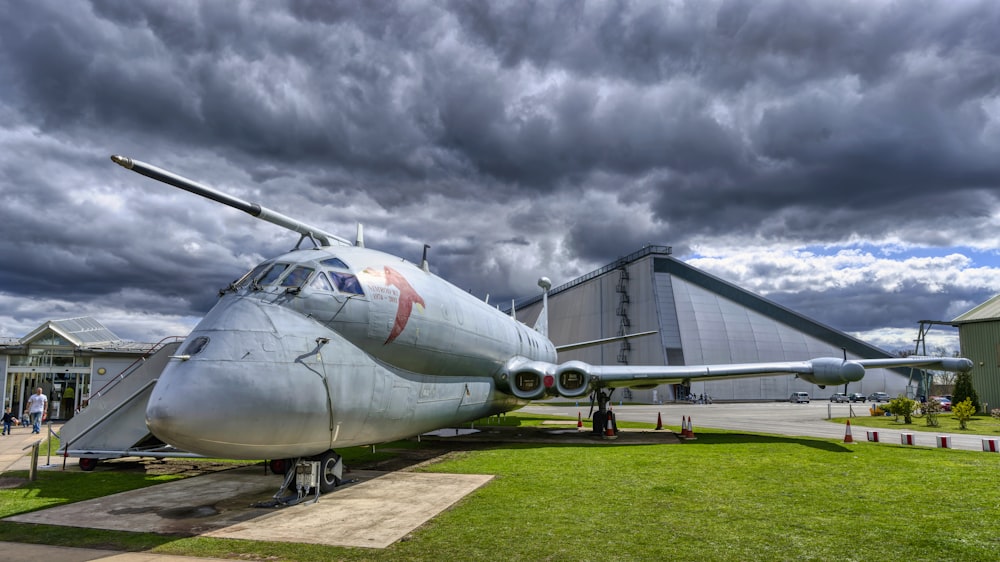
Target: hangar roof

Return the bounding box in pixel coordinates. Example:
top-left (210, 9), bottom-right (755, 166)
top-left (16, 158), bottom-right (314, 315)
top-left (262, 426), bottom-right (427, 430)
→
top-left (952, 294), bottom-right (1000, 324)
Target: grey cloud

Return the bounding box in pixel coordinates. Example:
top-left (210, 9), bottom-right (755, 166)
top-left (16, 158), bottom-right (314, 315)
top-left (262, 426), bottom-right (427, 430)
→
top-left (1, 0), bottom-right (999, 349)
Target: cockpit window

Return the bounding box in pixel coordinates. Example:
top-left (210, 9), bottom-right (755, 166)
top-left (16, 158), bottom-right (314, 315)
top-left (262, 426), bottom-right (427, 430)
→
top-left (320, 257), bottom-right (350, 270)
top-left (181, 336), bottom-right (210, 356)
top-left (280, 266), bottom-right (314, 287)
top-left (309, 272), bottom-right (334, 292)
top-left (329, 272), bottom-right (365, 295)
top-left (258, 263), bottom-right (289, 286)
top-left (234, 263), bottom-right (270, 290)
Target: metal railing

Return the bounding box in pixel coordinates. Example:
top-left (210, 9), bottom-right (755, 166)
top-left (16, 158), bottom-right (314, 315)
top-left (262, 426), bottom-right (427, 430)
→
top-left (504, 245), bottom-right (672, 313)
top-left (87, 336), bottom-right (184, 402)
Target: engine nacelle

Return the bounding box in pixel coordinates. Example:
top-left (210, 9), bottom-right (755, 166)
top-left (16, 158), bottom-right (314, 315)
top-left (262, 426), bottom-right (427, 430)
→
top-left (509, 362), bottom-right (552, 401)
top-left (554, 361), bottom-right (593, 398)
top-left (798, 358), bottom-right (865, 386)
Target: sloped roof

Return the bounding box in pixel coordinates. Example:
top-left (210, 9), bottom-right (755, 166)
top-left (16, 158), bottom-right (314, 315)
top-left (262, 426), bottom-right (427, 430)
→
top-left (20, 316), bottom-right (122, 347)
top-left (952, 294), bottom-right (1000, 323)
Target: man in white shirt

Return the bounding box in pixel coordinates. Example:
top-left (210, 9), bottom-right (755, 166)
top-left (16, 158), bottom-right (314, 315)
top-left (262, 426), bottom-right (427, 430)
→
top-left (27, 387), bottom-right (47, 434)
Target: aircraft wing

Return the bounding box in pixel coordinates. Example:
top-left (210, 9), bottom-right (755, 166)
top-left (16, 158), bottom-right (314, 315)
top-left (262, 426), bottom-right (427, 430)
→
top-left (504, 356), bottom-right (974, 400)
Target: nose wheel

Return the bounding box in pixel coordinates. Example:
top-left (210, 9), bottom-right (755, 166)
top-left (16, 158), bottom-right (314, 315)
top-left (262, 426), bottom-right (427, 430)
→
top-left (317, 450), bottom-right (343, 493)
top-left (257, 449), bottom-right (344, 507)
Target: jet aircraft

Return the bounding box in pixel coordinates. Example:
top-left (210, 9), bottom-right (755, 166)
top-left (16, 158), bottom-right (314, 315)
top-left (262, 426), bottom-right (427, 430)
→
top-left (110, 155), bottom-right (973, 498)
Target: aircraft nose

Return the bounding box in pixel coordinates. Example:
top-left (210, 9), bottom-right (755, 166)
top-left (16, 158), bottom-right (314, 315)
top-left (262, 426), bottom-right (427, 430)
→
top-left (146, 296), bottom-right (333, 459)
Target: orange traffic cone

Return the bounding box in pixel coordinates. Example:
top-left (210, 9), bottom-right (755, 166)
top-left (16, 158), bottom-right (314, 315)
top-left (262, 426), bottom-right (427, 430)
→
top-left (680, 416), bottom-right (688, 437)
top-left (655, 412), bottom-right (663, 430)
top-left (844, 419), bottom-right (854, 443)
top-left (686, 416), bottom-right (697, 440)
top-left (577, 411), bottom-right (583, 430)
top-left (604, 413), bottom-right (617, 439)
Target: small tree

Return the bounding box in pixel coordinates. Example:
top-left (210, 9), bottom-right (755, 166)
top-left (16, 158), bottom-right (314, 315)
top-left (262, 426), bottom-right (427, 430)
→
top-left (953, 398), bottom-right (976, 430)
top-left (952, 371), bottom-right (980, 413)
top-left (887, 395), bottom-right (918, 424)
top-left (923, 398), bottom-right (942, 427)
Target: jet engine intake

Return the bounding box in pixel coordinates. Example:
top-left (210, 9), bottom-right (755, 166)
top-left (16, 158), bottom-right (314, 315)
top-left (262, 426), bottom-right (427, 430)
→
top-left (798, 358), bottom-right (865, 386)
top-left (554, 361), bottom-right (592, 398)
top-left (508, 362), bottom-right (552, 401)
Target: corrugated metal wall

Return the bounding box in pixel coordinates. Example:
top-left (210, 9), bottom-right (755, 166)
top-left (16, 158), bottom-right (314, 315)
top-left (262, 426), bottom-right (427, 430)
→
top-left (958, 321), bottom-right (1000, 412)
top-left (518, 252), bottom-right (916, 403)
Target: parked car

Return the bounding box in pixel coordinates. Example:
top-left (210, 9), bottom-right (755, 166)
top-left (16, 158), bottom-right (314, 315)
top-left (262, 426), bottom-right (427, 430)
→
top-left (868, 392), bottom-right (890, 403)
top-left (790, 392), bottom-right (810, 403)
top-left (829, 393), bottom-right (849, 403)
top-left (848, 393), bottom-right (867, 403)
top-left (930, 396), bottom-right (952, 411)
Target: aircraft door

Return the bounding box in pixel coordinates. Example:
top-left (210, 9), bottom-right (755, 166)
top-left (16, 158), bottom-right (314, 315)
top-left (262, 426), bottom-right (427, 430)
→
top-left (298, 340), bottom-right (337, 447)
top-left (309, 339), bottom-right (381, 446)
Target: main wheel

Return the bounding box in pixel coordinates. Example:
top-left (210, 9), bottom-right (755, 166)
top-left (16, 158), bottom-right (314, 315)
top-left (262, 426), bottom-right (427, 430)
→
top-left (317, 450), bottom-right (342, 493)
top-left (79, 457), bottom-right (98, 471)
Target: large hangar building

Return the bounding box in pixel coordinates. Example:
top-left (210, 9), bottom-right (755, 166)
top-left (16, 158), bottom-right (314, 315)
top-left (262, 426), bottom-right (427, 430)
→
top-left (513, 245), bottom-right (917, 403)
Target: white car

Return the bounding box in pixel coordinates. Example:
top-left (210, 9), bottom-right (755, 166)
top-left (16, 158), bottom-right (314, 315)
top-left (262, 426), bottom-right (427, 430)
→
top-left (790, 392), bottom-right (810, 403)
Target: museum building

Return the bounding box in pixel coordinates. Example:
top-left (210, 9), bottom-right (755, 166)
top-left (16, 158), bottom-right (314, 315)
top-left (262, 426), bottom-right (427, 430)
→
top-left (0, 317), bottom-right (167, 421)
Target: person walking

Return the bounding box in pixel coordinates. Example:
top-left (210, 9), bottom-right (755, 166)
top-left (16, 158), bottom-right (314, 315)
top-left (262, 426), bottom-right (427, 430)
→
top-left (27, 387), bottom-right (47, 434)
top-left (1, 408), bottom-right (18, 435)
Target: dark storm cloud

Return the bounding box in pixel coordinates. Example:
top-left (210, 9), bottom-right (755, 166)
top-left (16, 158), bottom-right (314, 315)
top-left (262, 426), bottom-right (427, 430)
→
top-left (1, 0), bottom-right (999, 347)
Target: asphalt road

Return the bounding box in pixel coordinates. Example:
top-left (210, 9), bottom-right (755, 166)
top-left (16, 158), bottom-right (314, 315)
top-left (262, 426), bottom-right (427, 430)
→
top-left (520, 401), bottom-right (1000, 452)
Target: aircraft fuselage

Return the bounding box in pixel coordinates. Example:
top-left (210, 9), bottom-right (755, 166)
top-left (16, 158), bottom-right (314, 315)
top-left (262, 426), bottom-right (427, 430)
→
top-left (146, 245), bottom-right (556, 459)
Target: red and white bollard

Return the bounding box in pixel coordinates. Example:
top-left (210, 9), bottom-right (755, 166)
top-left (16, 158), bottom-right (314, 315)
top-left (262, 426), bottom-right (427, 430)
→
top-left (866, 431), bottom-right (880, 442)
top-left (982, 439), bottom-right (999, 452)
top-left (901, 433), bottom-right (915, 446)
top-left (936, 435), bottom-right (950, 449)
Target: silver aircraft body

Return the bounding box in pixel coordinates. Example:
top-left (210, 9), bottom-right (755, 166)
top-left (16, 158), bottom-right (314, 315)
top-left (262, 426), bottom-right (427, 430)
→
top-left (110, 155), bottom-right (973, 492)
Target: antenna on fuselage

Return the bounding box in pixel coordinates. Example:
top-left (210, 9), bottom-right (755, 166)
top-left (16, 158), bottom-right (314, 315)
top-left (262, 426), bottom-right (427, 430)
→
top-left (355, 223), bottom-right (364, 247)
top-left (421, 244), bottom-right (431, 273)
top-left (110, 155), bottom-right (351, 247)
top-left (535, 277), bottom-right (551, 337)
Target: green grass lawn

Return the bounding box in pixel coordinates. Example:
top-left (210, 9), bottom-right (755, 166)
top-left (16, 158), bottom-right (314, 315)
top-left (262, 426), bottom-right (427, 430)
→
top-left (1, 414), bottom-right (999, 561)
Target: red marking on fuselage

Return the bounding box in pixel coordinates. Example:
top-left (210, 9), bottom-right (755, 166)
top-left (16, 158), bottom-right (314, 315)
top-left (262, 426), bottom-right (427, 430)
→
top-left (384, 266), bottom-right (425, 344)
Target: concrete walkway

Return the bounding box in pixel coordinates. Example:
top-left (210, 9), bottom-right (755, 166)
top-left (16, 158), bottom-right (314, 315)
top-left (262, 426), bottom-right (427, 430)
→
top-left (0, 424), bottom-right (230, 561)
top-left (0, 421), bottom-right (62, 473)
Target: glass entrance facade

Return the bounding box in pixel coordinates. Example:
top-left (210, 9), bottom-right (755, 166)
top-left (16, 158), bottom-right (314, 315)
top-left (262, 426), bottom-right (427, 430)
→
top-left (4, 334), bottom-right (92, 420)
top-left (1, 317), bottom-right (156, 421)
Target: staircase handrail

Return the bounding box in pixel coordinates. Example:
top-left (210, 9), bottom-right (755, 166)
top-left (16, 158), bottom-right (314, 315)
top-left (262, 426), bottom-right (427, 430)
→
top-left (88, 336), bottom-right (184, 401)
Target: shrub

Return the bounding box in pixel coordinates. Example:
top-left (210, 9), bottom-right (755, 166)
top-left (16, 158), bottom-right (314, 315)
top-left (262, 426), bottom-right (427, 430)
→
top-left (923, 398), bottom-right (942, 427)
top-left (953, 371), bottom-right (980, 413)
top-left (952, 398), bottom-right (976, 430)
top-left (887, 395), bottom-right (918, 424)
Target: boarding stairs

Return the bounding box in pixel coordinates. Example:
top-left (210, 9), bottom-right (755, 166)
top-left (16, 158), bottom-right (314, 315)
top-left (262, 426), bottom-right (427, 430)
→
top-left (57, 337), bottom-right (200, 468)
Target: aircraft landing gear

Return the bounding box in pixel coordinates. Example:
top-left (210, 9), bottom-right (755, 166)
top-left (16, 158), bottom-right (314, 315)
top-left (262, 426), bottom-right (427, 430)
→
top-left (256, 450), bottom-right (344, 508)
top-left (590, 388), bottom-right (617, 436)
